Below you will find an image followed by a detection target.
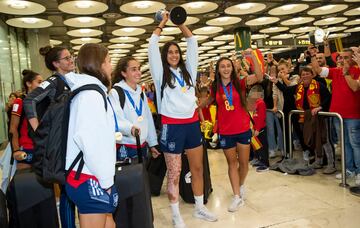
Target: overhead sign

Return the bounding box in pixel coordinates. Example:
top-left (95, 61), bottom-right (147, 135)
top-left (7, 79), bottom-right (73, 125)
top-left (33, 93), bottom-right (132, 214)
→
top-left (256, 39), bottom-right (311, 48)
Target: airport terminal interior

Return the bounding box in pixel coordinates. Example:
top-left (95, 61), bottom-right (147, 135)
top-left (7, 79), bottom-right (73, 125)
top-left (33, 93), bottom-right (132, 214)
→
top-left (1, 0), bottom-right (360, 227)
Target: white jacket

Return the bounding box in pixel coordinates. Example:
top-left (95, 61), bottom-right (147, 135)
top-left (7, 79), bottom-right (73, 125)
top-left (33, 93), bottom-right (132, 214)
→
top-left (65, 72), bottom-right (116, 189)
top-left (108, 80), bottom-right (158, 147)
top-left (148, 34), bottom-right (198, 118)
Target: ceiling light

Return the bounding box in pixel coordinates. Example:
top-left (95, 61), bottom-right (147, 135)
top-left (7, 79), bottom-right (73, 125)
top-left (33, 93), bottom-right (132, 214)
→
top-left (237, 3), bottom-right (254, 10)
top-left (78, 17), bottom-right (92, 23)
top-left (320, 5), bottom-right (335, 11)
top-left (269, 27), bottom-right (279, 30)
top-left (217, 17), bottom-right (230, 22)
top-left (133, 1), bottom-right (152, 9)
top-left (127, 17), bottom-right (143, 22)
top-left (324, 17), bottom-right (336, 22)
top-left (189, 2), bottom-right (204, 9)
top-left (80, 37), bottom-right (91, 41)
top-left (119, 37), bottom-right (130, 40)
top-left (281, 4), bottom-right (296, 10)
top-left (75, 1), bottom-right (92, 9)
top-left (300, 27), bottom-right (309, 30)
top-left (22, 18), bottom-right (39, 24)
top-left (8, 0), bottom-right (28, 9)
top-left (256, 17), bottom-right (268, 22)
top-left (122, 28), bottom-right (136, 32)
top-left (292, 17), bottom-right (303, 22)
top-left (79, 29), bottom-right (91, 34)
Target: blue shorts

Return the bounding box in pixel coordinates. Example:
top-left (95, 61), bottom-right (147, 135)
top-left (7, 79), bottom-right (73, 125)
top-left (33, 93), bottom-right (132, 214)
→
top-left (219, 130), bottom-right (252, 149)
top-left (117, 145), bottom-right (148, 161)
top-left (17, 148), bottom-right (34, 164)
top-left (65, 179), bottom-right (118, 214)
top-left (160, 121), bottom-right (203, 154)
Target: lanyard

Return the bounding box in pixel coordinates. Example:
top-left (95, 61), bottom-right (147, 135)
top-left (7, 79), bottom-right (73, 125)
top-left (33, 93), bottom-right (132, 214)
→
top-left (171, 71), bottom-right (185, 88)
top-left (124, 89), bottom-right (143, 117)
top-left (222, 82), bottom-right (233, 107)
top-left (107, 98), bottom-right (119, 132)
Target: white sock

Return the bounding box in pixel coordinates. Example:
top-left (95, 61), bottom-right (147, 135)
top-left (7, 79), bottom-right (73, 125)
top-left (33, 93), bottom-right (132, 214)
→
top-left (170, 202), bottom-right (181, 217)
top-left (194, 195), bottom-right (204, 209)
top-left (234, 194), bottom-right (240, 200)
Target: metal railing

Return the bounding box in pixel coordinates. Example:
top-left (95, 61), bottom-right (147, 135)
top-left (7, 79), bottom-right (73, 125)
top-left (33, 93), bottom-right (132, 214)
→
top-left (288, 110), bottom-right (347, 187)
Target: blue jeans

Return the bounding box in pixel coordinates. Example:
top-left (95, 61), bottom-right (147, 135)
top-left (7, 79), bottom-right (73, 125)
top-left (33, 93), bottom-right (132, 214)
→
top-left (266, 111), bottom-right (284, 152)
top-left (334, 118), bottom-right (360, 174)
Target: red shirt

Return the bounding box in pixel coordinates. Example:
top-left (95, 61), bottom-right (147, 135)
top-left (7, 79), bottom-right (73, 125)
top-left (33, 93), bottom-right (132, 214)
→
top-left (252, 98), bottom-right (267, 131)
top-left (328, 67), bottom-right (360, 119)
top-left (11, 98), bottom-right (33, 149)
top-left (161, 111), bottom-right (199, 124)
top-left (212, 79), bottom-right (250, 135)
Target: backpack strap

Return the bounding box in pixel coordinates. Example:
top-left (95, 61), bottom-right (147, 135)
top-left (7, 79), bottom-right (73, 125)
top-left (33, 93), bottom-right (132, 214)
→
top-left (113, 85), bottom-right (144, 110)
top-left (72, 84), bottom-right (108, 111)
top-left (113, 86), bottom-right (126, 109)
top-left (67, 84), bottom-right (108, 180)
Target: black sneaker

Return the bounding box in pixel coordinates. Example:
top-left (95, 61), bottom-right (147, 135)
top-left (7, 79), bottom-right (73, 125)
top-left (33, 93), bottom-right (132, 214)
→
top-left (256, 165), bottom-right (269, 172)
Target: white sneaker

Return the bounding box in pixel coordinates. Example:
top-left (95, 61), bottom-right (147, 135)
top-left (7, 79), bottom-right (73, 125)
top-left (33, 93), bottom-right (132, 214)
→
top-left (269, 150), bottom-right (276, 158)
top-left (303, 150), bottom-right (310, 161)
top-left (193, 206), bottom-right (218, 222)
top-left (356, 174), bottom-right (360, 186)
top-left (335, 170), bottom-right (355, 180)
top-left (172, 215), bottom-right (186, 228)
top-left (240, 185), bottom-right (245, 200)
top-left (228, 196), bottom-right (244, 212)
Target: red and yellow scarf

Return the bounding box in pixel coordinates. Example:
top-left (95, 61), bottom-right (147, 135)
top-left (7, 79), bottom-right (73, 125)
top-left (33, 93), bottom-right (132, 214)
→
top-left (295, 79), bottom-right (320, 123)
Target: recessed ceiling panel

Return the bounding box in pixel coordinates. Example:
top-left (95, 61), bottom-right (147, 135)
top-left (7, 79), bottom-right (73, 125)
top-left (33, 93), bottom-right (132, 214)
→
top-left (181, 2), bottom-right (218, 14)
top-left (225, 3), bottom-right (266, 15)
top-left (0, 0), bottom-right (45, 15)
top-left (64, 17), bottom-right (106, 28)
top-left (120, 1), bottom-right (166, 14)
top-left (6, 17), bottom-right (53, 28)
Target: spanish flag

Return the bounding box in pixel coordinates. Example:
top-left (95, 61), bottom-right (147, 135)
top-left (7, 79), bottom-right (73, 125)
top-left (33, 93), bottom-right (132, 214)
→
top-left (245, 49), bottom-right (265, 74)
top-left (251, 136), bottom-right (262, 151)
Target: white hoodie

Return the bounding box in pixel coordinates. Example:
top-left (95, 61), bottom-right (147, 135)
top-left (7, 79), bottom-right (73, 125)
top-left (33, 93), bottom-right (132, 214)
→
top-left (148, 34), bottom-right (198, 118)
top-left (108, 80), bottom-right (157, 147)
top-left (65, 72), bottom-right (116, 189)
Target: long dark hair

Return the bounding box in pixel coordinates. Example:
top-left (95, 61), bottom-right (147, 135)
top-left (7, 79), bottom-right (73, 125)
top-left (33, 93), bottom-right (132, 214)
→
top-left (22, 69), bottom-right (39, 93)
top-left (39, 45), bottom-right (67, 71)
top-left (112, 56), bottom-right (137, 85)
top-left (211, 57), bottom-right (247, 108)
top-left (160, 41), bottom-right (193, 89)
top-left (77, 43), bottom-right (110, 87)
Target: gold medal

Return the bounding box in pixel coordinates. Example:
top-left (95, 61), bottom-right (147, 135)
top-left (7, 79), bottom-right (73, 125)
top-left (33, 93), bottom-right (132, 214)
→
top-left (115, 132), bottom-right (123, 141)
top-left (230, 105), bottom-right (235, 111)
top-left (181, 87), bottom-right (187, 93)
top-left (137, 116), bottom-right (144, 122)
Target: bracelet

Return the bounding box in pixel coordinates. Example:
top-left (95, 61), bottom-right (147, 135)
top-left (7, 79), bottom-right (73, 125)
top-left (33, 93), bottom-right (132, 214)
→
top-left (156, 26), bottom-right (163, 32)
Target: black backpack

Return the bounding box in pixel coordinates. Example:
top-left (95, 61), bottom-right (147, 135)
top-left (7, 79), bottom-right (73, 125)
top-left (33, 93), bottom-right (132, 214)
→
top-left (32, 84), bottom-right (107, 184)
top-left (113, 85), bottom-right (144, 109)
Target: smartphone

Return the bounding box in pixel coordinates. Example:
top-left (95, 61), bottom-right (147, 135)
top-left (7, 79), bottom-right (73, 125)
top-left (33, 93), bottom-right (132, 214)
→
top-left (309, 31), bottom-right (315, 45)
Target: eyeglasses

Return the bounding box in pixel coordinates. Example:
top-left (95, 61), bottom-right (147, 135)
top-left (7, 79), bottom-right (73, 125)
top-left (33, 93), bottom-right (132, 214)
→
top-left (58, 56), bottom-right (73, 61)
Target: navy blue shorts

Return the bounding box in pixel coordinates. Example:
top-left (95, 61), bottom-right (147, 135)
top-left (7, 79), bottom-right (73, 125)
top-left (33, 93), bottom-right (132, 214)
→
top-left (219, 130), bottom-right (252, 149)
top-left (160, 121), bottom-right (203, 154)
top-left (117, 145), bottom-right (148, 161)
top-left (65, 179), bottom-right (118, 214)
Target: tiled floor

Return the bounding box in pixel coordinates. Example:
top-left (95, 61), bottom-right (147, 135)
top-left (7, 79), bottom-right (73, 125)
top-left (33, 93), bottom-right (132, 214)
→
top-left (1, 146), bottom-right (359, 228)
top-left (152, 149), bottom-right (360, 228)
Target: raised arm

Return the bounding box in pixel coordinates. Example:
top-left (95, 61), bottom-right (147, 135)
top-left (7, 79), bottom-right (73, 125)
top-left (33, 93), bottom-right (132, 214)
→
top-left (245, 49), bottom-right (263, 85)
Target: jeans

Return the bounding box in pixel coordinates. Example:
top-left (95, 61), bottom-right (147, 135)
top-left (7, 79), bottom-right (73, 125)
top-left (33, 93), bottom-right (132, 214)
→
top-left (60, 186), bottom-right (76, 228)
top-left (334, 118), bottom-right (360, 174)
top-left (266, 111), bottom-right (284, 152)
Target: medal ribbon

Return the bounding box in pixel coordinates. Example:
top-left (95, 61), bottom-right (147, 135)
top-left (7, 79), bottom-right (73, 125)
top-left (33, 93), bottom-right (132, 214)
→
top-left (124, 89), bottom-right (143, 117)
top-left (171, 71), bottom-right (185, 88)
top-left (107, 98), bottom-right (119, 132)
top-left (222, 82), bottom-right (233, 107)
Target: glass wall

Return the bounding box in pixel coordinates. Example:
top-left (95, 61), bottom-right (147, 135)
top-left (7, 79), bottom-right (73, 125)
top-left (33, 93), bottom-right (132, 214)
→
top-left (0, 20), bottom-right (30, 144)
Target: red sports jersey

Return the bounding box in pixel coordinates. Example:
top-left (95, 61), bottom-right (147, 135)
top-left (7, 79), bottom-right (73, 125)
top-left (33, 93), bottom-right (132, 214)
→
top-left (212, 79), bottom-right (250, 135)
top-left (252, 98), bottom-right (267, 131)
top-left (328, 67), bottom-right (360, 119)
top-left (12, 98), bottom-right (33, 149)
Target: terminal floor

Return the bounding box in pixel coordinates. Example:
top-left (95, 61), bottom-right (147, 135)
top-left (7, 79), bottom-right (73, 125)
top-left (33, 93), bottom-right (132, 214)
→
top-left (1, 147), bottom-right (359, 228)
top-left (152, 149), bottom-right (360, 228)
